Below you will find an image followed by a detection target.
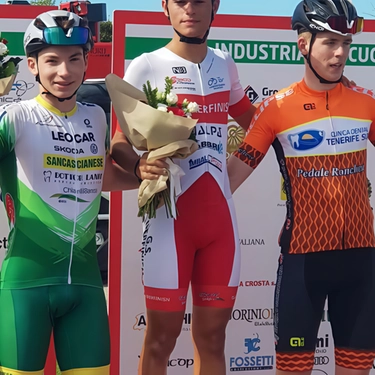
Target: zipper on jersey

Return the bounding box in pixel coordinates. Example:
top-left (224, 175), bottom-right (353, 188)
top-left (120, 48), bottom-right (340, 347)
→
top-left (66, 117), bottom-right (78, 284)
top-left (326, 89), bottom-right (346, 249)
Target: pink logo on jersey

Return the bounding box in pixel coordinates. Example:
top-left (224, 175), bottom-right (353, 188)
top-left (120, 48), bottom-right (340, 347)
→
top-left (5, 193), bottom-right (15, 229)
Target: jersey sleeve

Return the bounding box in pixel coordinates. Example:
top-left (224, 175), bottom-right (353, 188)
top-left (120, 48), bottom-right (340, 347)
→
top-left (223, 52), bottom-right (251, 118)
top-left (232, 99), bottom-right (276, 169)
top-left (0, 104), bottom-right (23, 161)
top-left (117, 54), bottom-right (155, 133)
top-left (124, 54), bottom-right (155, 91)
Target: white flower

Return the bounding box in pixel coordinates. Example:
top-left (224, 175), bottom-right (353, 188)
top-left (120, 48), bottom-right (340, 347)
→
top-left (166, 92), bottom-right (178, 105)
top-left (157, 103), bottom-right (168, 112)
top-left (156, 91), bottom-right (166, 101)
top-left (0, 43), bottom-right (8, 56)
top-left (187, 101), bottom-right (199, 113)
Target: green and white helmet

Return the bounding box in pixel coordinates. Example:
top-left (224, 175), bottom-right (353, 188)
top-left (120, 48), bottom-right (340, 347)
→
top-left (24, 10), bottom-right (94, 55)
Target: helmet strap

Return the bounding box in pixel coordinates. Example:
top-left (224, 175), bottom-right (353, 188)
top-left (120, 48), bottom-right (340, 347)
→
top-left (166, 1), bottom-right (214, 45)
top-left (35, 57), bottom-right (85, 103)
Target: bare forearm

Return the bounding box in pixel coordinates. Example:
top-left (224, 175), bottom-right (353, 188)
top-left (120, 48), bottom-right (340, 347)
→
top-left (227, 155), bottom-right (254, 193)
top-left (110, 131), bottom-right (139, 173)
top-left (102, 158), bottom-right (139, 192)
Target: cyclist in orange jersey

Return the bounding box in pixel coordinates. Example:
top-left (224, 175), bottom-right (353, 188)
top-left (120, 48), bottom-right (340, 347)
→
top-left (228, 1), bottom-right (375, 375)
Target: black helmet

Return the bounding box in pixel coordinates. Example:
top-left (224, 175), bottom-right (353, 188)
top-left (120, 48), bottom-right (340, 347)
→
top-left (292, 0), bottom-right (363, 36)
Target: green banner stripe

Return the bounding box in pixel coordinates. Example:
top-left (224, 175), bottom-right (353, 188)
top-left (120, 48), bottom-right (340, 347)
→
top-left (125, 37), bottom-right (375, 66)
top-left (1, 32), bottom-right (25, 56)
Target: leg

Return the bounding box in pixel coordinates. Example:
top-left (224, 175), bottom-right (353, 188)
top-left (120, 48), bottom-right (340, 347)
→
top-left (190, 191), bottom-right (240, 375)
top-left (139, 309), bottom-right (186, 375)
top-left (328, 248), bottom-right (375, 375)
top-left (274, 253), bottom-right (327, 374)
top-left (0, 288), bottom-right (52, 374)
top-left (52, 285), bottom-right (110, 374)
top-left (138, 203), bottom-right (196, 375)
top-left (191, 306), bottom-right (232, 375)
top-left (335, 366), bottom-right (370, 375)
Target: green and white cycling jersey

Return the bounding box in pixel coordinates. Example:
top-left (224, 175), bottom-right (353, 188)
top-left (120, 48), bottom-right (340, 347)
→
top-left (0, 95), bottom-right (108, 289)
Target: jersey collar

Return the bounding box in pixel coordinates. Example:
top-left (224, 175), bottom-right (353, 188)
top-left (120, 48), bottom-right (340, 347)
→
top-left (36, 95), bottom-right (78, 117)
top-left (298, 79), bottom-right (343, 97)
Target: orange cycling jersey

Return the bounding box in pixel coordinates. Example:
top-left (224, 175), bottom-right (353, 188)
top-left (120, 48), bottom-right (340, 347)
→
top-left (234, 80), bottom-right (375, 254)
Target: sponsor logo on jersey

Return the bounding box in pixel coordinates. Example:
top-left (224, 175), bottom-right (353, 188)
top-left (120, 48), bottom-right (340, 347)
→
top-left (36, 115), bottom-right (63, 127)
top-left (51, 131), bottom-right (96, 144)
top-left (195, 125), bottom-right (222, 137)
top-left (229, 335), bottom-right (274, 371)
top-left (50, 193), bottom-right (89, 203)
top-left (172, 66), bottom-right (187, 74)
top-left (63, 186), bottom-right (98, 194)
top-left (189, 155), bottom-right (223, 172)
top-left (90, 144), bottom-right (98, 154)
top-left (54, 146), bottom-right (85, 155)
top-left (304, 103), bottom-right (316, 110)
top-left (44, 155), bottom-right (104, 171)
top-left (326, 127), bottom-right (368, 146)
top-left (43, 170), bottom-right (52, 182)
top-left (244, 85), bottom-right (259, 104)
top-left (5, 193), bottom-right (15, 230)
top-left (84, 118), bottom-right (92, 128)
top-left (288, 130), bottom-right (325, 151)
top-left (171, 76), bottom-right (194, 85)
top-left (208, 76), bottom-right (225, 90)
top-left (53, 172), bottom-right (103, 182)
top-left (198, 141), bottom-right (224, 154)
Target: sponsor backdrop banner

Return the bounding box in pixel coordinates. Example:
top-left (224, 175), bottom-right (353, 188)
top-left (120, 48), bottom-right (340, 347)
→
top-left (110, 11), bottom-right (375, 375)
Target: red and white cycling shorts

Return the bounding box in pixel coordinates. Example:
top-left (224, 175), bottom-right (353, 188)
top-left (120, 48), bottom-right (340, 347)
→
top-left (141, 173), bottom-right (240, 311)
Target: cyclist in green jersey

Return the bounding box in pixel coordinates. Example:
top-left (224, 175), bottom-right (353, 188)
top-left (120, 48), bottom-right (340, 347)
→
top-left (0, 10), bottom-right (138, 375)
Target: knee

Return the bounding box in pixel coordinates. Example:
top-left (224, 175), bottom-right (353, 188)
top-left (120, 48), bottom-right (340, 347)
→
top-left (193, 329), bottom-right (226, 355)
top-left (144, 331), bottom-right (179, 358)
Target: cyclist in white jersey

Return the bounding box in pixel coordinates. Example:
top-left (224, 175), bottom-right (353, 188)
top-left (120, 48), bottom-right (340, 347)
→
top-left (0, 10), bottom-right (138, 375)
top-left (110, 1), bottom-right (257, 374)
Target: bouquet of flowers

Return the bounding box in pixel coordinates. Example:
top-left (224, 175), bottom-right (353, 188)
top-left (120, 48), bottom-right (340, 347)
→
top-left (106, 73), bottom-right (199, 219)
top-left (0, 34), bottom-right (20, 96)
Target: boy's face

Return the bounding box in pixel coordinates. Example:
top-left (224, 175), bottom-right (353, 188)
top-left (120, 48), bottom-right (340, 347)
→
top-left (162, 0), bottom-right (219, 39)
top-left (300, 31), bottom-right (352, 82)
top-left (28, 45), bottom-right (88, 100)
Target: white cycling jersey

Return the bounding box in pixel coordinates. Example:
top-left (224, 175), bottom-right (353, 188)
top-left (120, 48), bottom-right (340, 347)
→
top-left (124, 47), bottom-right (250, 198)
top-left (123, 47), bottom-right (251, 310)
top-left (0, 95), bottom-right (108, 289)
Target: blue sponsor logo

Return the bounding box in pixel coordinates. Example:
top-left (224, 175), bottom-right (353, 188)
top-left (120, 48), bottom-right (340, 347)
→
top-left (189, 154), bottom-right (222, 172)
top-left (208, 77), bottom-right (225, 90)
top-left (288, 130), bottom-right (324, 151)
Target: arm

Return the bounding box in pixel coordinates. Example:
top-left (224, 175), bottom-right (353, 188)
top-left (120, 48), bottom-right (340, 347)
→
top-left (227, 154), bottom-right (254, 193)
top-left (228, 98), bottom-right (277, 193)
top-left (102, 154), bottom-right (140, 192)
top-left (110, 130), bottom-right (169, 181)
top-left (225, 52), bottom-right (257, 131)
top-left (233, 104), bottom-right (257, 131)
